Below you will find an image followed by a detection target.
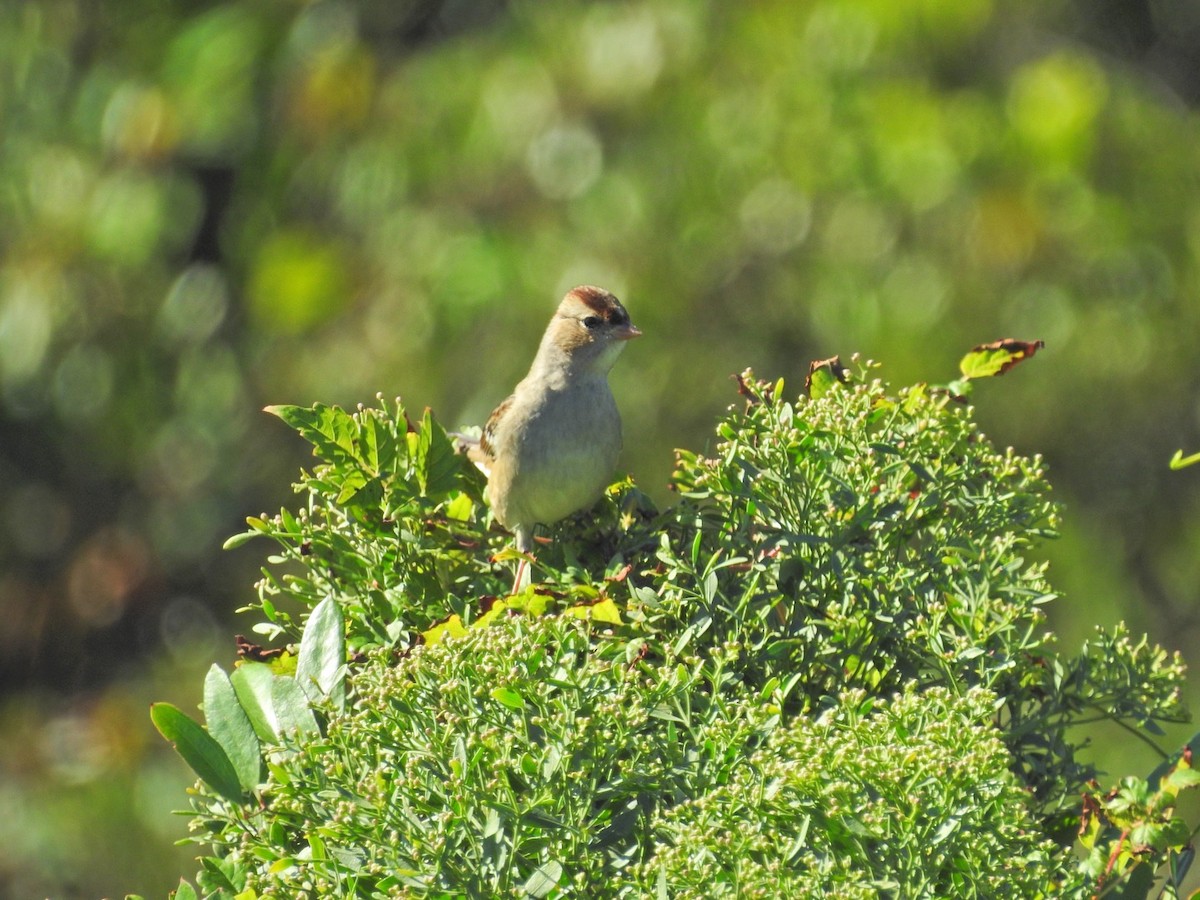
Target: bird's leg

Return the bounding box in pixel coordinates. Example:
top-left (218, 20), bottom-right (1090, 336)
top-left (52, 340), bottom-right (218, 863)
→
top-left (512, 524), bottom-right (534, 593)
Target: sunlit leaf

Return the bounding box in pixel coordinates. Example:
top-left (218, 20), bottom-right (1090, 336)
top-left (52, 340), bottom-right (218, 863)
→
top-left (490, 686), bottom-right (526, 710)
top-left (271, 675), bottom-right (320, 738)
top-left (296, 595), bottom-right (346, 710)
top-left (522, 860), bottom-right (563, 898)
top-left (416, 408), bottom-right (459, 497)
top-left (150, 702), bottom-right (244, 802)
top-left (230, 662), bottom-right (281, 742)
top-left (805, 356), bottom-right (848, 398)
top-left (959, 339), bottom-right (1044, 379)
top-left (1169, 449), bottom-right (1200, 471)
top-left (423, 614), bottom-right (468, 645)
top-left (203, 664), bottom-right (261, 793)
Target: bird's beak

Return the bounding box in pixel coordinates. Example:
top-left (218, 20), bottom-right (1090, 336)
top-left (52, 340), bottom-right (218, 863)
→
top-left (616, 324), bottom-right (642, 341)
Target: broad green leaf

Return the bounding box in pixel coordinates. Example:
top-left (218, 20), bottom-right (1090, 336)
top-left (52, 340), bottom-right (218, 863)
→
top-left (170, 880), bottom-right (198, 900)
top-left (490, 687), bottom-right (526, 710)
top-left (334, 469), bottom-right (370, 505)
top-left (230, 662), bottom-right (281, 742)
top-left (204, 664), bottom-right (262, 793)
top-left (521, 860), bottom-right (563, 898)
top-left (416, 408), bottom-right (459, 496)
top-left (370, 409), bottom-right (400, 474)
top-left (805, 356), bottom-right (847, 398)
top-left (563, 597), bottom-right (623, 624)
top-left (150, 702), bottom-right (244, 802)
top-left (267, 403), bottom-right (359, 464)
top-left (423, 614), bottom-right (467, 645)
top-left (444, 491), bottom-right (474, 522)
top-left (271, 675), bottom-right (320, 737)
top-left (296, 595), bottom-right (346, 710)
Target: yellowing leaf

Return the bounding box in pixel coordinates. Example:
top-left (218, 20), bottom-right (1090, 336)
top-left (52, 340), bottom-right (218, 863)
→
top-left (423, 614), bottom-right (467, 645)
top-left (959, 339), bottom-right (1044, 379)
top-left (563, 597), bottom-right (623, 624)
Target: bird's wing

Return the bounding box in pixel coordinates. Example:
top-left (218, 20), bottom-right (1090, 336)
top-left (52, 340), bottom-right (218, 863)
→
top-left (450, 394), bottom-right (513, 477)
top-left (477, 394), bottom-right (512, 464)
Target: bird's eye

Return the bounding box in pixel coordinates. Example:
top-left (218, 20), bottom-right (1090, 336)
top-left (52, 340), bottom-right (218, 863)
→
top-left (582, 315), bottom-right (602, 329)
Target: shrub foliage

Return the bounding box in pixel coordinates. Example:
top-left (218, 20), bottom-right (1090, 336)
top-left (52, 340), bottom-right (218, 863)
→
top-left (153, 359), bottom-right (1199, 899)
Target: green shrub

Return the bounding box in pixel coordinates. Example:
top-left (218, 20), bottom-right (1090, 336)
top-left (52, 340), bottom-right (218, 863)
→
top-left (152, 358), bottom-right (1198, 899)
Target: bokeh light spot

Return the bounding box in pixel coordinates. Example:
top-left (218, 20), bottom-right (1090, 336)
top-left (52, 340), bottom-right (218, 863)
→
top-left (482, 58), bottom-right (559, 151)
top-left (247, 231), bottom-right (350, 333)
top-left (53, 343), bottom-right (114, 422)
top-left (158, 265), bottom-right (228, 344)
top-left (101, 83), bottom-right (178, 162)
top-left (881, 256), bottom-right (949, 330)
top-left (739, 179), bottom-right (813, 256)
top-left (581, 6), bottom-right (664, 99)
top-left (526, 123), bottom-right (603, 200)
top-left (0, 277), bottom-right (53, 382)
top-left (1008, 52), bottom-right (1108, 158)
top-left (804, 3), bottom-right (878, 72)
top-left (822, 196), bottom-right (898, 263)
top-left (67, 528), bottom-right (150, 628)
top-left (87, 169), bottom-right (167, 266)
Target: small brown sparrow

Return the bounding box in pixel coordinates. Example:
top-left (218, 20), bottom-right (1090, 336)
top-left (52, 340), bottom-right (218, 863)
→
top-left (461, 286), bottom-right (641, 586)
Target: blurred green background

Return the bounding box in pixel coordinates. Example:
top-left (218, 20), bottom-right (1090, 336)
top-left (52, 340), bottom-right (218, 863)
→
top-left (2, 0), bottom-right (1199, 896)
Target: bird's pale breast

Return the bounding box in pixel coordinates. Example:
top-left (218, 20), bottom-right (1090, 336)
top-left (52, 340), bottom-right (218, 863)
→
top-left (490, 376), bottom-right (620, 530)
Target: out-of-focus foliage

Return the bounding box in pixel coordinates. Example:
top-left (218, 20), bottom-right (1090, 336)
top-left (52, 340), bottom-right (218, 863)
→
top-left (2, 0), bottom-right (1200, 897)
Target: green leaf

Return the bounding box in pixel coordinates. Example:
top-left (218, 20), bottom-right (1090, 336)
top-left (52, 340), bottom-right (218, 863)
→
top-left (423, 614), bottom-right (467, 645)
top-left (204, 664), bottom-right (262, 793)
top-left (416, 408), bottom-right (459, 496)
top-left (805, 356), bottom-right (847, 398)
top-left (150, 702), bottom-right (245, 802)
top-left (170, 879), bottom-right (198, 900)
top-left (271, 675), bottom-right (320, 737)
top-left (296, 595), bottom-right (346, 710)
top-left (230, 662), bottom-right (281, 742)
top-left (1169, 449), bottom-right (1200, 470)
top-left (958, 339), bottom-right (1044, 379)
top-left (267, 403), bottom-right (359, 464)
top-left (522, 860), bottom-right (563, 898)
top-left (491, 687), bottom-right (526, 710)
top-left (221, 530), bottom-right (259, 550)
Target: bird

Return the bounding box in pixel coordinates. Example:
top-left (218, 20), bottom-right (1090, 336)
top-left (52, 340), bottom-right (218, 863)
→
top-left (459, 285), bottom-right (641, 590)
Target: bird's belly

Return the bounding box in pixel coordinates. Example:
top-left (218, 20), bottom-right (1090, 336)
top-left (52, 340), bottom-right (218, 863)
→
top-left (508, 389), bottom-right (620, 525)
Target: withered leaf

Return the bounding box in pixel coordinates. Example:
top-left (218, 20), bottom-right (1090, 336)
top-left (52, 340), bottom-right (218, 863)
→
top-left (805, 355), bottom-right (849, 398)
top-left (959, 339), bottom-right (1045, 379)
top-left (235, 634), bottom-right (286, 662)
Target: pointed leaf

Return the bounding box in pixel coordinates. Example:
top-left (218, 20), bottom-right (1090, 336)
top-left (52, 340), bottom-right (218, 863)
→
top-left (296, 595), bottom-right (346, 710)
top-left (221, 530), bottom-right (260, 550)
top-left (423, 614), bottom-right (467, 645)
top-left (204, 665), bottom-right (262, 792)
top-left (170, 879), bottom-right (198, 900)
top-left (267, 403), bottom-right (359, 464)
top-left (491, 687), bottom-right (526, 711)
top-left (805, 356), bottom-right (847, 399)
top-left (151, 703), bottom-right (244, 802)
top-left (959, 338), bottom-right (1044, 379)
top-left (563, 597), bottom-right (623, 624)
top-left (522, 860), bottom-right (563, 898)
top-left (1170, 449), bottom-right (1200, 471)
top-left (230, 662), bottom-right (281, 742)
top-left (271, 676), bottom-right (320, 737)
top-left (416, 408), bottom-right (459, 496)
